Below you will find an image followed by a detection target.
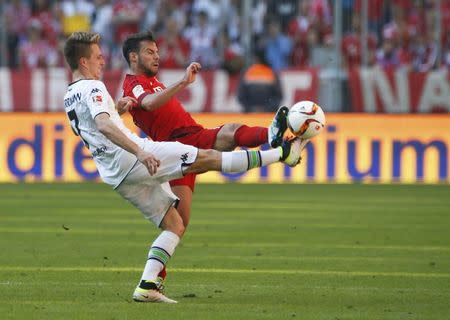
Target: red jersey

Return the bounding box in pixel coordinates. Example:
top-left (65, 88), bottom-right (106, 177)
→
top-left (122, 74), bottom-right (202, 141)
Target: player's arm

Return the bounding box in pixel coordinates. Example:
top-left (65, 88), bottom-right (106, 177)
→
top-left (138, 62), bottom-right (201, 112)
top-left (94, 113), bottom-right (160, 175)
top-left (116, 96), bottom-right (137, 115)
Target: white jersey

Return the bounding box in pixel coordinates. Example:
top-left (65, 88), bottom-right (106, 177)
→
top-left (63, 79), bottom-right (147, 188)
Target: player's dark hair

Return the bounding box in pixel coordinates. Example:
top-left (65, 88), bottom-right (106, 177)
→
top-left (64, 32), bottom-right (101, 71)
top-left (122, 31), bottom-right (156, 65)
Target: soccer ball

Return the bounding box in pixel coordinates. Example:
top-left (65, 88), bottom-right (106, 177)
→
top-left (287, 101), bottom-right (326, 139)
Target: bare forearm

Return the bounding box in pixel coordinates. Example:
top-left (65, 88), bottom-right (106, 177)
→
top-left (94, 113), bottom-right (160, 174)
top-left (98, 120), bottom-right (140, 156)
top-left (140, 79), bottom-right (188, 111)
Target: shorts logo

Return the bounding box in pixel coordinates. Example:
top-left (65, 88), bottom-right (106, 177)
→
top-left (92, 146), bottom-right (107, 157)
top-left (180, 152), bottom-right (189, 163)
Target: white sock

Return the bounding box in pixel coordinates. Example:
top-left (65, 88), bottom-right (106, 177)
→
top-left (221, 148), bottom-right (282, 172)
top-left (141, 230), bottom-right (180, 282)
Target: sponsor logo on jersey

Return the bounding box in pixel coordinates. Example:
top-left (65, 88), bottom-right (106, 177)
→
top-left (132, 85), bottom-right (145, 98)
top-left (91, 88), bottom-right (101, 94)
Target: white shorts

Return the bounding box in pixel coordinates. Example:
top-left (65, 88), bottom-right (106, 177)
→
top-left (116, 140), bottom-right (198, 226)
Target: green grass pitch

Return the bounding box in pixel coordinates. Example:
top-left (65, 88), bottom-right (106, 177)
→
top-left (0, 183), bottom-right (449, 319)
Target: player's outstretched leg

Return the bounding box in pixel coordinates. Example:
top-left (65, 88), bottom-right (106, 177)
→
top-left (184, 137), bottom-right (304, 175)
top-left (220, 138), bottom-right (305, 170)
top-left (268, 106), bottom-right (289, 148)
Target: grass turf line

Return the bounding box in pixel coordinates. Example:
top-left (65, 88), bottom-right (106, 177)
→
top-left (0, 183), bottom-right (449, 320)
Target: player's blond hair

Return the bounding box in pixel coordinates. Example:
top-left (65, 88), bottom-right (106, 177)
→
top-left (64, 32), bottom-right (101, 70)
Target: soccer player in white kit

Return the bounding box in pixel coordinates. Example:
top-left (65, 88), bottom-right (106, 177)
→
top-left (63, 32), bottom-right (304, 303)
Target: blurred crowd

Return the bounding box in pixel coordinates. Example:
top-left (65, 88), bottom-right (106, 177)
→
top-left (2, 0), bottom-right (450, 72)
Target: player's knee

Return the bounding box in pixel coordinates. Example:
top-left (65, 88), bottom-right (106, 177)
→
top-left (223, 123), bottom-right (241, 135)
top-left (165, 219), bottom-right (185, 237)
top-left (173, 222), bottom-right (185, 237)
top-left (186, 149), bottom-right (221, 174)
top-left (180, 213), bottom-right (190, 228)
top-left (221, 138), bottom-right (236, 151)
top-left (216, 123), bottom-right (242, 151)
top-left (174, 204), bottom-right (191, 228)
top-left (177, 206), bottom-right (191, 228)
top-left (160, 208), bottom-right (186, 237)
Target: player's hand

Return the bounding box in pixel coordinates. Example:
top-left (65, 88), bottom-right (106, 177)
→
top-left (116, 96), bottom-right (137, 115)
top-left (136, 150), bottom-right (161, 176)
top-left (183, 62), bottom-right (202, 84)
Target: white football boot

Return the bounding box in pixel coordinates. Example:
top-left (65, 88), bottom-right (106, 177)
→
top-left (280, 138), bottom-right (309, 167)
top-left (133, 281), bottom-right (177, 303)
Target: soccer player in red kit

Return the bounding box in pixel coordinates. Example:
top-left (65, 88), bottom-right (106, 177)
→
top-left (119, 31), bottom-right (291, 289)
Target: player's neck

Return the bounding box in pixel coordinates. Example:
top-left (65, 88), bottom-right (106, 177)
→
top-left (131, 66), bottom-right (155, 78)
top-left (131, 70), bottom-right (148, 77)
top-left (72, 69), bottom-right (96, 82)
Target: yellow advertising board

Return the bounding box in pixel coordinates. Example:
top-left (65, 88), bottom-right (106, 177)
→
top-left (0, 113), bottom-right (449, 184)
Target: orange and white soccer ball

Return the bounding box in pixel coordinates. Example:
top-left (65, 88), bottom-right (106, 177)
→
top-left (287, 100), bottom-right (326, 139)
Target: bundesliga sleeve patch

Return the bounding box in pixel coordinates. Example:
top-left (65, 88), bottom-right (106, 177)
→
top-left (92, 95), bottom-right (103, 104)
top-left (132, 85), bottom-right (146, 99)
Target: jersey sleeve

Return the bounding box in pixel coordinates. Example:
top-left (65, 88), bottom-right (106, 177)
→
top-left (123, 76), bottom-right (150, 106)
top-left (87, 81), bottom-right (111, 119)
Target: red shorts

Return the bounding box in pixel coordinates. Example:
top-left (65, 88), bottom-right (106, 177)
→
top-left (168, 126), bottom-right (222, 191)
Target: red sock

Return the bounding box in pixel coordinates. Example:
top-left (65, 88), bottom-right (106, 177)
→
top-left (158, 266), bottom-right (167, 280)
top-left (234, 125), bottom-right (268, 148)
